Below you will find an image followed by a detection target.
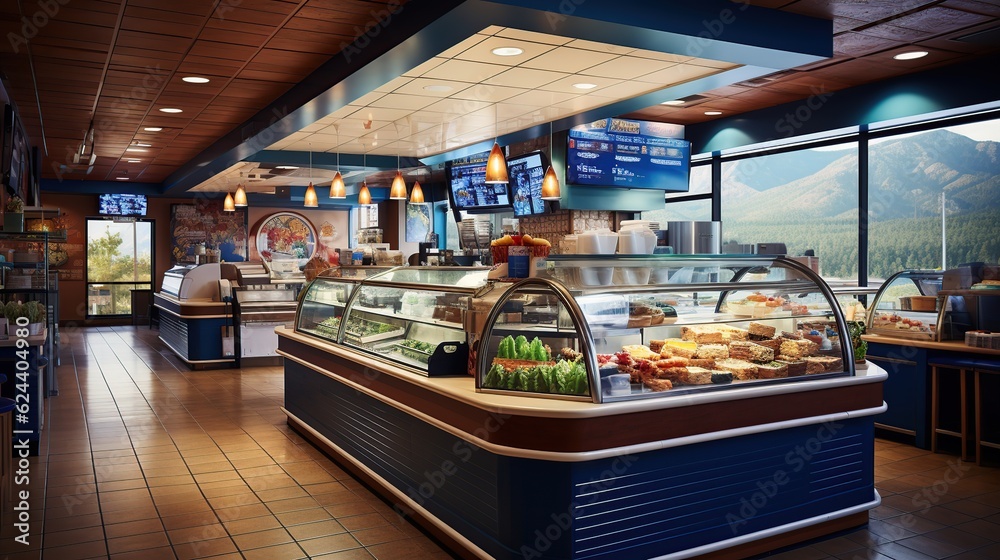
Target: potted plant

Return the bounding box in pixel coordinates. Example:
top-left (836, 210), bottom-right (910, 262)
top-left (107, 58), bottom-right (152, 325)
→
top-left (4, 300), bottom-right (22, 335)
top-left (847, 320), bottom-right (868, 369)
top-left (4, 194), bottom-right (24, 232)
top-left (24, 300), bottom-right (44, 335)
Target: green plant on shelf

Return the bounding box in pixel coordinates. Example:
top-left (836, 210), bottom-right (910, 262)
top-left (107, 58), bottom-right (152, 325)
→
top-left (5, 195), bottom-right (24, 214)
top-left (24, 300), bottom-right (44, 323)
top-left (4, 301), bottom-right (22, 323)
top-left (847, 320), bottom-right (868, 362)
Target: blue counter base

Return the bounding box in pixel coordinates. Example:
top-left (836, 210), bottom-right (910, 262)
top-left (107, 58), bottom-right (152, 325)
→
top-left (285, 362), bottom-right (876, 560)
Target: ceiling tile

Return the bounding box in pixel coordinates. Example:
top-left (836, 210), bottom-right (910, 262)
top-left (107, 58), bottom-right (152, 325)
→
top-left (421, 98), bottom-right (492, 115)
top-left (438, 33), bottom-right (491, 58)
top-left (580, 57), bottom-right (674, 80)
top-left (495, 27), bottom-right (575, 45)
top-left (834, 32), bottom-right (905, 57)
top-left (402, 57), bottom-right (448, 77)
top-left (537, 75), bottom-right (623, 94)
top-left (503, 90), bottom-right (578, 107)
top-left (563, 38), bottom-right (637, 56)
top-left (520, 47), bottom-right (619, 73)
top-left (421, 59), bottom-right (509, 83)
top-left (889, 6), bottom-right (994, 32)
top-left (368, 93), bottom-right (440, 111)
top-left (392, 78), bottom-right (474, 98)
top-left (453, 35), bottom-right (559, 65)
top-left (587, 80), bottom-right (664, 99)
top-left (634, 63), bottom-right (724, 85)
top-left (374, 76), bottom-right (413, 93)
top-left (482, 67), bottom-right (569, 88)
top-left (449, 84), bottom-right (528, 103)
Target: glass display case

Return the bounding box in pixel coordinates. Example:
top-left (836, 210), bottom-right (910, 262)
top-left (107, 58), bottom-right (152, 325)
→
top-left (476, 255), bottom-right (855, 403)
top-left (866, 270), bottom-right (942, 340)
top-left (296, 266), bottom-right (489, 376)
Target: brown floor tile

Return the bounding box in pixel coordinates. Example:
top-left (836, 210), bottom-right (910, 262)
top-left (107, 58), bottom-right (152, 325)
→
top-left (311, 549), bottom-right (377, 560)
top-left (365, 538), bottom-right (439, 560)
top-left (286, 519), bottom-right (347, 541)
top-left (923, 526), bottom-right (994, 550)
top-left (276, 507), bottom-right (335, 527)
top-left (223, 514), bottom-right (284, 535)
top-left (896, 534), bottom-right (967, 558)
top-left (167, 523), bottom-right (229, 544)
top-left (882, 513), bottom-right (947, 534)
top-left (834, 550), bottom-right (894, 560)
top-left (352, 524), bottom-right (410, 546)
top-left (109, 545), bottom-right (177, 560)
top-left (41, 526), bottom-right (106, 548)
top-left (41, 539), bottom-right (108, 560)
top-left (233, 527), bottom-right (296, 550)
top-left (104, 518), bottom-right (166, 539)
top-left (266, 496), bottom-right (322, 514)
top-left (41, 512), bottom-right (103, 533)
top-left (172, 536), bottom-right (239, 560)
top-left (101, 504), bottom-right (161, 525)
top-left (106, 531), bottom-right (171, 554)
top-left (952, 518), bottom-right (1000, 540)
top-left (215, 502), bottom-right (273, 522)
top-left (240, 542), bottom-right (308, 560)
top-left (299, 533), bottom-right (363, 556)
top-left (339, 512), bottom-right (392, 532)
top-left (912, 504), bottom-right (977, 526)
top-left (159, 510), bottom-right (221, 531)
top-left (256, 485), bottom-right (310, 502)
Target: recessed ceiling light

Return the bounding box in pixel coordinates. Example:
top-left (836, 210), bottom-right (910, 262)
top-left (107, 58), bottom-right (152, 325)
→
top-left (133, 142), bottom-right (152, 147)
top-left (127, 159), bottom-right (141, 163)
top-left (704, 110), bottom-right (723, 116)
top-left (116, 177), bottom-right (129, 180)
top-left (143, 127), bottom-right (162, 132)
top-left (573, 83), bottom-right (598, 90)
top-left (125, 148), bottom-right (147, 152)
top-left (182, 76), bottom-right (210, 83)
top-left (661, 100), bottom-right (685, 106)
top-left (491, 46), bottom-right (523, 57)
top-left (275, 165), bottom-right (299, 169)
top-left (423, 84), bottom-right (453, 92)
top-left (893, 51), bottom-right (928, 60)
top-left (159, 107), bottom-right (183, 113)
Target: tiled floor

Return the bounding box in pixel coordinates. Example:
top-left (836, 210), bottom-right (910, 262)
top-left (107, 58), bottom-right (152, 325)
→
top-left (1, 326), bottom-right (998, 560)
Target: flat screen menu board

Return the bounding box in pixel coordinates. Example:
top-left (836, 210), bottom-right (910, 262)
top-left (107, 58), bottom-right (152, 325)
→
top-left (567, 118), bottom-right (690, 192)
top-left (99, 193), bottom-right (148, 216)
top-left (508, 151), bottom-right (548, 217)
top-left (446, 151), bottom-right (512, 213)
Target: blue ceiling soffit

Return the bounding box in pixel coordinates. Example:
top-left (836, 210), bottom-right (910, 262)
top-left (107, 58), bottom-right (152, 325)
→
top-left (155, 0), bottom-right (830, 195)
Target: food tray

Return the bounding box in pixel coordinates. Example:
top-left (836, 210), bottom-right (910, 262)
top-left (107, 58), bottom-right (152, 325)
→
top-left (870, 326), bottom-right (936, 340)
top-left (344, 320), bottom-right (405, 344)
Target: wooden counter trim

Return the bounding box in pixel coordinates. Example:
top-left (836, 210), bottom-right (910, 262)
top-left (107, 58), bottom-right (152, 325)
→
top-left (154, 293), bottom-right (232, 319)
top-left (863, 334), bottom-right (1000, 356)
top-left (281, 336), bottom-right (885, 455)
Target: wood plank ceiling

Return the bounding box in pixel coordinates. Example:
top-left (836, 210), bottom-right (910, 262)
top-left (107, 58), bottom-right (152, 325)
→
top-left (0, 0), bottom-right (998, 189)
top-left (0, 0), bottom-right (416, 184)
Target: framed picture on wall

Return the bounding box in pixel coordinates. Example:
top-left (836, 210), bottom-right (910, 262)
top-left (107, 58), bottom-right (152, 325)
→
top-left (405, 203), bottom-right (432, 242)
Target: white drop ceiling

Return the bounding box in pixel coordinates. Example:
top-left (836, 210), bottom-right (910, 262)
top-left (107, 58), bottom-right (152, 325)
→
top-left (266, 26), bottom-right (737, 159)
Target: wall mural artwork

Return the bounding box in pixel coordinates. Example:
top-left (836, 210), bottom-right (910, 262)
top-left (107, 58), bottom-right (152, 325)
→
top-left (251, 211), bottom-right (316, 268)
top-left (171, 202), bottom-right (248, 263)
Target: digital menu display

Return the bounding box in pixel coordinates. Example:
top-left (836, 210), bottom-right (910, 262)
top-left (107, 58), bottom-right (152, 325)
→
top-left (446, 151), bottom-right (512, 212)
top-left (567, 118), bottom-right (690, 191)
top-left (508, 151), bottom-right (548, 217)
top-left (99, 193), bottom-right (148, 216)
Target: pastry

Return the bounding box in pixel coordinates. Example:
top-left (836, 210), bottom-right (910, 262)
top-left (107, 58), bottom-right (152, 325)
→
top-left (687, 358), bottom-right (717, 369)
top-left (649, 339), bottom-right (666, 353)
top-left (622, 345), bottom-right (660, 361)
top-left (679, 366), bottom-right (714, 385)
top-left (803, 356), bottom-right (843, 374)
top-left (662, 339), bottom-right (698, 358)
top-left (754, 338), bottom-right (783, 353)
top-left (680, 326), bottom-right (724, 344)
top-left (715, 358), bottom-right (759, 380)
top-left (729, 341), bottom-right (775, 363)
top-left (756, 361), bottom-right (789, 379)
top-left (644, 378), bottom-right (674, 392)
top-left (695, 344), bottom-right (729, 360)
top-left (776, 359), bottom-right (807, 377)
top-left (748, 322), bottom-right (776, 340)
top-left (711, 371), bottom-right (734, 384)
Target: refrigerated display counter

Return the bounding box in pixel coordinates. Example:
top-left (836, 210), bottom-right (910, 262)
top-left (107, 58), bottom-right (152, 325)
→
top-left (154, 263), bottom-right (235, 367)
top-left (279, 256), bottom-right (885, 560)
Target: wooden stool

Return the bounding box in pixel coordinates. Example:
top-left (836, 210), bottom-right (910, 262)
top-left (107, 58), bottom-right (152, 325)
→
top-left (930, 358), bottom-right (977, 460)
top-left (974, 360), bottom-right (1000, 465)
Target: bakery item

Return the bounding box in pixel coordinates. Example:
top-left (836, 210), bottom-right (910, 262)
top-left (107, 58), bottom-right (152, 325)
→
top-left (622, 345), bottom-right (660, 361)
top-left (696, 344), bottom-right (729, 360)
top-left (779, 339), bottom-right (818, 359)
top-left (711, 371), bottom-right (734, 384)
top-left (649, 340), bottom-right (666, 353)
top-left (680, 366), bottom-right (714, 385)
top-left (803, 356), bottom-right (843, 374)
top-left (680, 326), bottom-right (724, 344)
top-left (756, 361), bottom-right (789, 379)
top-left (688, 358), bottom-right (717, 369)
top-left (776, 359), bottom-right (807, 376)
top-left (715, 358), bottom-right (759, 380)
top-left (729, 341), bottom-right (775, 363)
top-left (717, 325), bottom-right (749, 341)
top-left (662, 339), bottom-right (698, 358)
top-left (627, 315), bottom-right (652, 328)
top-left (644, 378), bottom-right (674, 392)
top-left (748, 322), bottom-right (776, 340)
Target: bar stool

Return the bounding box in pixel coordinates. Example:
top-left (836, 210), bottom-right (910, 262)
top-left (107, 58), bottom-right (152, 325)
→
top-left (974, 359), bottom-right (1000, 465)
top-left (929, 357), bottom-right (978, 460)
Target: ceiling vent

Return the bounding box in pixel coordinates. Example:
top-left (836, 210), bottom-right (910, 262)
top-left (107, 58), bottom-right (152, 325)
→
top-left (736, 70), bottom-right (799, 88)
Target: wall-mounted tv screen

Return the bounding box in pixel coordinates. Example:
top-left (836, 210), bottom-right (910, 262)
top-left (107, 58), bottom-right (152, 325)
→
top-left (507, 150), bottom-right (549, 217)
top-left (99, 193), bottom-right (148, 216)
top-left (446, 151), bottom-right (512, 213)
top-left (567, 118), bottom-right (690, 192)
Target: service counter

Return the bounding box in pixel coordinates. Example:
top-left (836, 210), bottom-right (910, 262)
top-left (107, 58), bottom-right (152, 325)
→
top-left (862, 334), bottom-right (999, 451)
top-left (153, 293), bottom-right (234, 367)
top-left (280, 327), bottom-right (885, 560)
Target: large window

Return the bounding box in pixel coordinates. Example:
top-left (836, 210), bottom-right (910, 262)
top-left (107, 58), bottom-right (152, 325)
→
top-left (643, 164), bottom-right (712, 224)
top-left (720, 142), bottom-right (859, 281)
top-left (868, 118), bottom-right (1000, 281)
top-left (87, 219), bottom-right (153, 317)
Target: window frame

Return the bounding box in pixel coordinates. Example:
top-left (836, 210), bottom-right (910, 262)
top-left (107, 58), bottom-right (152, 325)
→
top-left (84, 217), bottom-right (155, 318)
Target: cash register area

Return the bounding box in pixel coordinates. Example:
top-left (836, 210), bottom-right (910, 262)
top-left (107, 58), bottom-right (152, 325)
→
top-left (0, 325), bottom-right (998, 560)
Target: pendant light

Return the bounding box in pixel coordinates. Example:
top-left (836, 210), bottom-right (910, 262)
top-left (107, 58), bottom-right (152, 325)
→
top-left (389, 122), bottom-right (408, 199)
top-left (234, 172), bottom-right (248, 207)
top-left (484, 104), bottom-right (508, 184)
top-left (223, 191), bottom-right (235, 212)
top-left (357, 151), bottom-right (372, 205)
top-left (329, 125), bottom-right (346, 198)
top-left (304, 144), bottom-right (318, 207)
top-left (409, 181), bottom-right (424, 203)
top-left (540, 122), bottom-right (561, 201)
